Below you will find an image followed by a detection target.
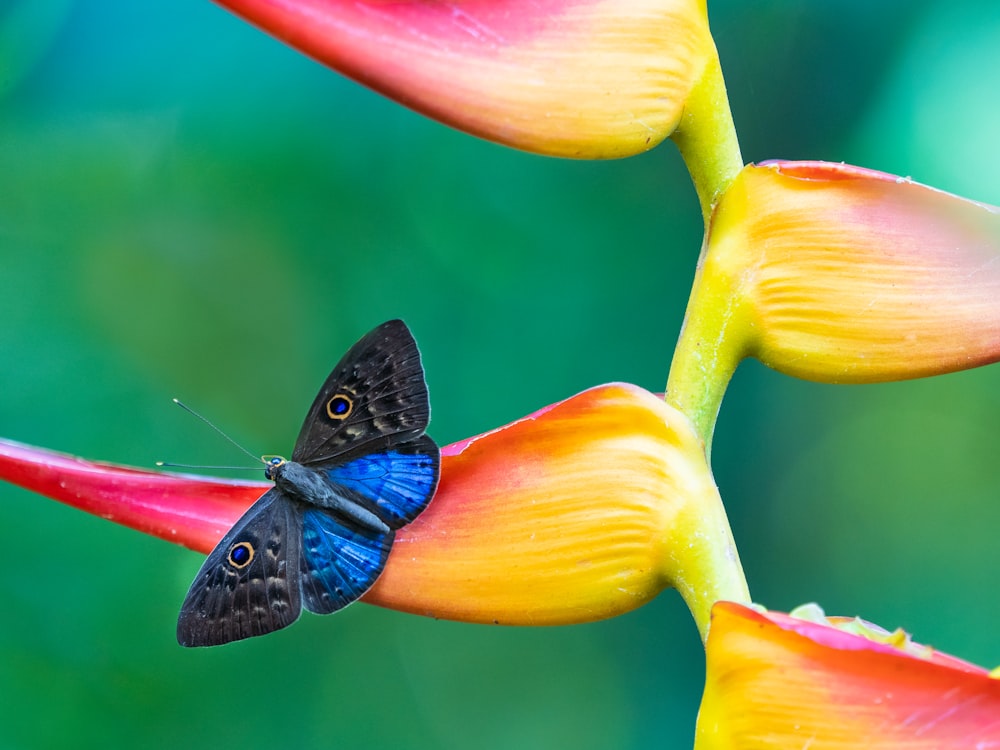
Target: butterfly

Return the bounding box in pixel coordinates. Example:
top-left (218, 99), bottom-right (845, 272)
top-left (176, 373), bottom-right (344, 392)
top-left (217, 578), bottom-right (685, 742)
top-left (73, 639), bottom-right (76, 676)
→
top-left (176, 319), bottom-right (440, 647)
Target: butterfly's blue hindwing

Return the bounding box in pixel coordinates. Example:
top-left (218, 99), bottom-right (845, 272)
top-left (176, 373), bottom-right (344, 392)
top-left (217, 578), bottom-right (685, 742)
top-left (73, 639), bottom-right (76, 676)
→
top-left (321, 435), bottom-right (439, 528)
top-left (299, 509), bottom-right (392, 614)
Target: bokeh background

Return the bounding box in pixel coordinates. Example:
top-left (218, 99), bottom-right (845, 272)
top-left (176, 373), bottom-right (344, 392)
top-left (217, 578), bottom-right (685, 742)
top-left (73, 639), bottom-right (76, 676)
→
top-left (2, 0), bottom-right (999, 747)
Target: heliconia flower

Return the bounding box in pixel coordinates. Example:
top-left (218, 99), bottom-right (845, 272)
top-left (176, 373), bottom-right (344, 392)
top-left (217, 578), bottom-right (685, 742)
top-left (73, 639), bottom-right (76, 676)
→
top-left (0, 383), bottom-right (748, 636)
top-left (213, 0), bottom-right (720, 159)
top-left (695, 601), bottom-right (1000, 749)
top-left (668, 160), bottom-right (1000, 443)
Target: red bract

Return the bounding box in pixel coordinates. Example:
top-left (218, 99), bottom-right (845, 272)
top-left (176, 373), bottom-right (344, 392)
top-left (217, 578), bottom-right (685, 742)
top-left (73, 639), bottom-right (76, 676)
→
top-left (0, 438), bottom-right (262, 553)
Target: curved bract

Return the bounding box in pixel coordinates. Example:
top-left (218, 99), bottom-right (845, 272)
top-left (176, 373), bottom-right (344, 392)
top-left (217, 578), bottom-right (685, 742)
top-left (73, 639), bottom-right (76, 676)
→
top-left (696, 602), bottom-right (1000, 749)
top-left (729, 162), bottom-right (1000, 382)
top-left (214, 0), bottom-right (716, 158)
top-left (0, 383), bottom-right (748, 635)
top-left (668, 160), bottom-right (1000, 444)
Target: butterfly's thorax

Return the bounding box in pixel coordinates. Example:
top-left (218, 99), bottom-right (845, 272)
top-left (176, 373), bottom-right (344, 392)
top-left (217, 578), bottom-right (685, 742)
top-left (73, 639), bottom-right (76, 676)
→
top-left (270, 459), bottom-right (390, 534)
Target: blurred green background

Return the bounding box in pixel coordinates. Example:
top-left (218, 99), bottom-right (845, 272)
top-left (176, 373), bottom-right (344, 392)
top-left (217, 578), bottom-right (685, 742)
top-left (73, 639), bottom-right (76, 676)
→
top-left (2, 0), bottom-right (999, 747)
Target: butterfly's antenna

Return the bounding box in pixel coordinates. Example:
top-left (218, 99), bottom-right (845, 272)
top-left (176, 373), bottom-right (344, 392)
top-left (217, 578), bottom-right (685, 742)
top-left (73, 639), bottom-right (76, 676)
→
top-left (168, 398), bottom-right (264, 466)
top-left (155, 461), bottom-right (263, 471)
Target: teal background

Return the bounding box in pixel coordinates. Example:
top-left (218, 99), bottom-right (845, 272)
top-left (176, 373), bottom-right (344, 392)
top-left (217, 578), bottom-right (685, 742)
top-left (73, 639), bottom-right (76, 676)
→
top-left (1, 0), bottom-right (999, 747)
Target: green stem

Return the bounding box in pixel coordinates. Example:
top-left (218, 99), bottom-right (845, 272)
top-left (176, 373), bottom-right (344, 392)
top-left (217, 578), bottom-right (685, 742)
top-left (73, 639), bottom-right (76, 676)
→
top-left (661, 43), bottom-right (751, 638)
top-left (671, 50), bottom-right (744, 225)
top-left (665, 265), bottom-right (748, 455)
top-left (672, 497), bottom-right (753, 642)
top-left (666, 46), bottom-right (745, 453)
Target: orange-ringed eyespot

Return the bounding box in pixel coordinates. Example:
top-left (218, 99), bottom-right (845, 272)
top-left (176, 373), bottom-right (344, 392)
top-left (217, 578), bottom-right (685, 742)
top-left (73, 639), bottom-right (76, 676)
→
top-left (228, 542), bottom-right (254, 568)
top-left (326, 394), bottom-right (353, 420)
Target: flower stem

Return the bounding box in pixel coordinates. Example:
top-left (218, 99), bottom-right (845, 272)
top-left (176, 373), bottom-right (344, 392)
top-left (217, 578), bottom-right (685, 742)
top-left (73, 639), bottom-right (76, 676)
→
top-left (665, 44), bottom-right (744, 452)
top-left (671, 48), bottom-right (743, 224)
top-left (670, 496), bottom-right (752, 642)
top-left (665, 268), bottom-right (748, 454)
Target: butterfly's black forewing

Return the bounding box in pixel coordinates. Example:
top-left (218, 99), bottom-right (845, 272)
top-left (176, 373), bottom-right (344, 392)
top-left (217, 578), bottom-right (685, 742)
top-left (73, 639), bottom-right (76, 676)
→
top-left (291, 319), bottom-right (431, 465)
top-left (177, 489), bottom-right (303, 647)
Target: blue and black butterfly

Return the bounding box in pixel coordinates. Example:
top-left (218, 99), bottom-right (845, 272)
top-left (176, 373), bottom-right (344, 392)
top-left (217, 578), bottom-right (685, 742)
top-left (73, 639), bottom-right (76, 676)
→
top-left (176, 320), bottom-right (440, 647)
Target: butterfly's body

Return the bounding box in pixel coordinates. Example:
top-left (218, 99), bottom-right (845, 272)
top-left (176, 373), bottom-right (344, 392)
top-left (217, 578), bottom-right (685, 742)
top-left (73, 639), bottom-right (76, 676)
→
top-left (269, 459), bottom-right (390, 533)
top-left (176, 320), bottom-right (439, 647)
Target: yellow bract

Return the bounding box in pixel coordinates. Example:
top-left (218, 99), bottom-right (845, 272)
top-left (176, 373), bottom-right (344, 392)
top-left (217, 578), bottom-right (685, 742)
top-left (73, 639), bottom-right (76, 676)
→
top-left (669, 161), bottom-right (1000, 445)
